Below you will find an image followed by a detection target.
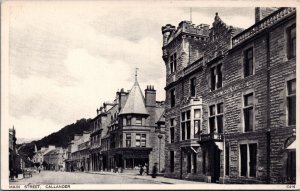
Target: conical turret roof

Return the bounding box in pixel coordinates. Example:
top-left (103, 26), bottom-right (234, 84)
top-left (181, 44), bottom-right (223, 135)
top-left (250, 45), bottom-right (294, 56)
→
top-left (119, 80), bottom-right (149, 116)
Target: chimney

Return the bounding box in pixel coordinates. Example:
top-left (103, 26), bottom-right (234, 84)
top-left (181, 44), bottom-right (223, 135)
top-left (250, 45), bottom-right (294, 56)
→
top-left (162, 24), bottom-right (176, 47)
top-left (255, 7), bottom-right (279, 23)
top-left (118, 88), bottom-right (128, 111)
top-left (145, 85), bottom-right (156, 107)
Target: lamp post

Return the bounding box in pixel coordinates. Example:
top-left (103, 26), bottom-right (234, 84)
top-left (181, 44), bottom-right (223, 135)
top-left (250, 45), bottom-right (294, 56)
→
top-left (158, 134), bottom-right (163, 173)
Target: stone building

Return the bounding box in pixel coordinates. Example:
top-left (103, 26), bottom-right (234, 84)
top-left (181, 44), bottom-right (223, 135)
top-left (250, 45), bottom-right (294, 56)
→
top-left (89, 78), bottom-right (165, 173)
top-left (43, 147), bottom-right (67, 171)
top-left (66, 132), bottom-right (91, 171)
top-left (162, 7), bottom-right (296, 183)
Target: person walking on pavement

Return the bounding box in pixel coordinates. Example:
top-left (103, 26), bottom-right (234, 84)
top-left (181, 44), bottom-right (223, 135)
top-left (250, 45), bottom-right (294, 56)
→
top-left (143, 165), bottom-right (147, 176)
top-left (139, 165), bottom-right (144, 175)
top-left (152, 163), bottom-right (158, 178)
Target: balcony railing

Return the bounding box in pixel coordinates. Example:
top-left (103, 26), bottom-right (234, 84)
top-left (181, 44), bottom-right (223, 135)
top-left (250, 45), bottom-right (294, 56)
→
top-left (199, 133), bottom-right (223, 142)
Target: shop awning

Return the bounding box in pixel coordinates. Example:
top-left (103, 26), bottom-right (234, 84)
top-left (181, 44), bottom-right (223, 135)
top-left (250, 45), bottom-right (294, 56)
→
top-left (287, 140), bottom-right (296, 150)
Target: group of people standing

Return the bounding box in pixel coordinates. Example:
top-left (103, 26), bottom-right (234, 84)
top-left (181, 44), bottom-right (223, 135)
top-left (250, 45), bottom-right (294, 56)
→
top-left (139, 163), bottom-right (158, 178)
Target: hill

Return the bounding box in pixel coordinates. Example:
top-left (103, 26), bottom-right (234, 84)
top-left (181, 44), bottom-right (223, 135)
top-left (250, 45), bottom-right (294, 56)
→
top-left (17, 118), bottom-right (92, 160)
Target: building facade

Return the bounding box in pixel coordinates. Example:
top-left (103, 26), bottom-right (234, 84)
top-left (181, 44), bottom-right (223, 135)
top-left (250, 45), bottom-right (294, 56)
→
top-left (162, 7), bottom-right (296, 184)
top-left (89, 79), bottom-right (165, 174)
top-left (43, 147), bottom-right (67, 171)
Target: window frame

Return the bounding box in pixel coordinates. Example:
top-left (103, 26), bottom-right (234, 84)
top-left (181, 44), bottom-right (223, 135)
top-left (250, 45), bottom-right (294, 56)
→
top-left (287, 79), bottom-right (296, 126)
top-left (244, 47), bottom-right (254, 77)
top-left (243, 93), bottom-right (254, 132)
top-left (210, 63), bottom-right (223, 91)
top-left (125, 133), bottom-right (131, 147)
top-left (170, 89), bottom-right (176, 107)
top-left (170, 53), bottom-right (177, 73)
top-left (239, 142), bottom-right (258, 178)
top-left (287, 24), bottom-right (296, 60)
top-left (170, 118), bottom-right (175, 143)
top-left (190, 77), bottom-right (196, 97)
top-left (208, 103), bottom-right (224, 133)
top-left (181, 110), bottom-right (191, 140)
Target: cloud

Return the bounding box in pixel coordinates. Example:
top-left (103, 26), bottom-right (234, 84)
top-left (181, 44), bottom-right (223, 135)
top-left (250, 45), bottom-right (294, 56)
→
top-left (8, 4), bottom-right (254, 139)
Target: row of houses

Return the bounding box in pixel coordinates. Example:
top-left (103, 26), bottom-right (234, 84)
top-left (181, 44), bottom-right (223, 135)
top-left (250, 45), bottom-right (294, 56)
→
top-left (32, 145), bottom-right (67, 171)
top-left (161, 7), bottom-right (296, 184)
top-left (66, 78), bottom-right (166, 174)
top-left (35, 7), bottom-right (296, 184)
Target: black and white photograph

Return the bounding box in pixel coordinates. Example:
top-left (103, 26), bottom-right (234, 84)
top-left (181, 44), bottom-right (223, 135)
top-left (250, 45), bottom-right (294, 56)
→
top-left (1, 0), bottom-right (299, 190)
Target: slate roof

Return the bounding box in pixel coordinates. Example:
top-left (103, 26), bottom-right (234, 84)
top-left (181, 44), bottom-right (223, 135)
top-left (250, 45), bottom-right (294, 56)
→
top-left (119, 80), bottom-right (149, 116)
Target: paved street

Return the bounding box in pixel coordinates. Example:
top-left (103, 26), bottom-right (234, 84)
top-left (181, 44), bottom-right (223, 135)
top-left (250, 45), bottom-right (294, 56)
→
top-left (9, 171), bottom-right (203, 184)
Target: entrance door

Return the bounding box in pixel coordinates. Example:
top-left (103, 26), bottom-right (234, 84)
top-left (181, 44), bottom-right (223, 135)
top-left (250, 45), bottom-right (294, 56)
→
top-left (211, 145), bottom-right (220, 183)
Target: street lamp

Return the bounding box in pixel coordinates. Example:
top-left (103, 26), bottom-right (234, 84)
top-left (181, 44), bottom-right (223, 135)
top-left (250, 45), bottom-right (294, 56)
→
top-left (158, 134), bottom-right (163, 173)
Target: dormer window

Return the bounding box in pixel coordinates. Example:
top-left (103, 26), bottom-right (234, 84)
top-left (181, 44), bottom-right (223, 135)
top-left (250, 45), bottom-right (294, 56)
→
top-left (170, 53), bottom-right (177, 73)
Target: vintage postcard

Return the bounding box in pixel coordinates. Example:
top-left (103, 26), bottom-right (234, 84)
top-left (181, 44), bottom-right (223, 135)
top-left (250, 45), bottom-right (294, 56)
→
top-left (1, 0), bottom-right (299, 190)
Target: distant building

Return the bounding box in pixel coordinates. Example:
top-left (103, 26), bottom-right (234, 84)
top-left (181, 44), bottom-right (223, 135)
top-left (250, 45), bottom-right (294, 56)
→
top-left (32, 145), bottom-right (56, 169)
top-left (89, 77), bottom-right (165, 173)
top-left (43, 147), bottom-right (67, 171)
top-left (162, 7), bottom-right (296, 183)
top-left (66, 132), bottom-right (91, 171)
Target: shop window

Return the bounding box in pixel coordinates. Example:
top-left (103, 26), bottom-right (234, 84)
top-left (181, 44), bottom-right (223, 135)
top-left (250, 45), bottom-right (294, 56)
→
top-left (187, 153), bottom-right (191, 173)
top-left (240, 143), bottom-right (257, 177)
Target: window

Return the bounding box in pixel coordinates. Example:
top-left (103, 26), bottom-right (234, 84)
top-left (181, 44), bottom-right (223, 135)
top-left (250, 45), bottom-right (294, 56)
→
top-left (287, 151), bottom-right (296, 182)
top-left (126, 116), bottom-right (131, 126)
top-left (126, 133), bottom-right (131, 147)
top-left (170, 151), bottom-right (175, 172)
top-left (225, 144), bottom-right (229, 176)
top-left (287, 79), bottom-right (296, 126)
top-left (210, 64), bottom-right (223, 91)
top-left (181, 111), bottom-right (191, 140)
top-left (240, 143), bottom-right (257, 177)
top-left (194, 109), bottom-right (201, 138)
top-left (244, 93), bottom-right (254, 132)
top-left (141, 134), bottom-right (146, 147)
top-left (170, 118), bottom-right (175, 143)
top-left (190, 77), bottom-right (196, 97)
top-left (170, 53), bottom-right (177, 73)
top-left (136, 134), bottom-right (141, 147)
top-left (170, 89), bottom-right (176, 107)
top-left (288, 24), bottom-right (296, 59)
top-left (209, 103), bottom-right (223, 133)
top-left (244, 48), bottom-right (254, 77)
top-left (136, 117), bottom-right (142, 125)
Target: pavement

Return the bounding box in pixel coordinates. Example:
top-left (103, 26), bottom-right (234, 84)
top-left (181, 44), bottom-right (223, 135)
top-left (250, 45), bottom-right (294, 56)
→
top-left (86, 171), bottom-right (203, 184)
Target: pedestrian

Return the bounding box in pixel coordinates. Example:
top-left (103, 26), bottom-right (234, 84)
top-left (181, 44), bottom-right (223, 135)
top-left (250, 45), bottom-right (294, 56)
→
top-left (152, 163), bottom-right (158, 178)
top-left (143, 165), bottom-right (147, 176)
top-left (38, 166), bottom-right (41, 173)
top-left (139, 165), bottom-right (144, 175)
top-left (145, 163), bottom-right (148, 175)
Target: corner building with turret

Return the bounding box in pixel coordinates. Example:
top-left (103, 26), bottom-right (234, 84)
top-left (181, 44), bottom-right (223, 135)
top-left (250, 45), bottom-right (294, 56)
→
top-left (162, 8), bottom-right (296, 183)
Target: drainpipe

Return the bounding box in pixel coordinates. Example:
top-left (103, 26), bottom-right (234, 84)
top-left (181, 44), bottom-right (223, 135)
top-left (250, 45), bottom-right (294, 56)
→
top-left (266, 31), bottom-right (271, 184)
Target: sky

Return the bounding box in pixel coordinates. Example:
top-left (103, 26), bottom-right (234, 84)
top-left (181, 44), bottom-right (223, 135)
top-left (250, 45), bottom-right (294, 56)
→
top-left (7, 2), bottom-right (255, 140)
